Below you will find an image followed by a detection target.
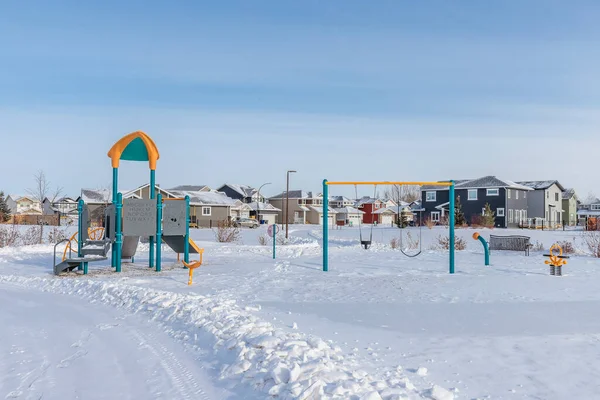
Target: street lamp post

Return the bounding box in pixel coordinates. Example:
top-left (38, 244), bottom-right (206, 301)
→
top-left (286, 170), bottom-right (296, 239)
top-left (256, 182), bottom-right (272, 224)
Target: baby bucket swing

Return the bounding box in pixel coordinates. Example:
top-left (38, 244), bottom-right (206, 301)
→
top-left (355, 184), bottom-right (377, 250)
top-left (398, 186), bottom-right (423, 257)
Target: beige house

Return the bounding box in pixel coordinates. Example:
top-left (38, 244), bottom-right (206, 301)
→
top-left (269, 190), bottom-right (335, 225)
top-left (562, 189), bottom-right (578, 226)
top-left (7, 195), bottom-right (41, 215)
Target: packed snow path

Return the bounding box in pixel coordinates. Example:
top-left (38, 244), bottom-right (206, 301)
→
top-left (0, 283), bottom-right (224, 400)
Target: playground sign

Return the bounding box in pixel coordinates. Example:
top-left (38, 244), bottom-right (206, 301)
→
top-left (163, 201), bottom-right (187, 236)
top-left (123, 199), bottom-right (157, 236)
top-left (268, 224), bottom-right (280, 237)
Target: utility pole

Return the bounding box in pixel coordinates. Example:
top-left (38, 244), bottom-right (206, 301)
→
top-left (286, 170), bottom-right (296, 238)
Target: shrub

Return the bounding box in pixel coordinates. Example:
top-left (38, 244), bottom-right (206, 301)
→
top-left (424, 218), bottom-right (435, 229)
top-left (532, 241), bottom-right (544, 252)
top-left (214, 219), bottom-right (240, 243)
top-left (47, 226), bottom-right (68, 244)
top-left (557, 240), bottom-right (575, 255)
top-left (258, 234), bottom-right (269, 246)
top-left (404, 231), bottom-right (420, 250)
top-left (435, 235), bottom-right (466, 250)
top-left (390, 237), bottom-right (399, 249)
top-left (0, 225), bottom-right (20, 248)
top-left (21, 226), bottom-right (42, 246)
top-left (582, 231), bottom-right (600, 257)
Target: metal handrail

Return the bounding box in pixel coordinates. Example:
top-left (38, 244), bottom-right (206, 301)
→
top-left (54, 239), bottom-right (71, 270)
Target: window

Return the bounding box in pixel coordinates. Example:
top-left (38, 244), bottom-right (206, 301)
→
top-left (426, 191), bottom-right (436, 202)
top-left (508, 209), bottom-right (513, 223)
top-left (297, 199), bottom-right (306, 205)
top-left (486, 188), bottom-right (499, 196)
top-left (516, 190), bottom-right (519, 199)
top-left (497, 208), bottom-right (505, 217)
top-left (507, 189), bottom-right (511, 199)
top-left (524, 192), bottom-right (527, 199)
top-left (202, 206), bottom-right (211, 216)
top-left (431, 211), bottom-right (440, 222)
top-left (546, 191), bottom-right (549, 199)
top-left (468, 189), bottom-right (478, 200)
top-left (592, 205), bottom-right (600, 211)
top-left (555, 193), bottom-right (559, 201)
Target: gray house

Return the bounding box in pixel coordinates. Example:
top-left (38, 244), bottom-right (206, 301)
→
top-left (562, 189), bottom-right (578, 226)
top-left (517, 181), bottom-right (565, 227)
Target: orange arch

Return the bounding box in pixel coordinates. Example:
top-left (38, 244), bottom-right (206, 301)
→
top-left (107, 131), bottom-right (160, 170)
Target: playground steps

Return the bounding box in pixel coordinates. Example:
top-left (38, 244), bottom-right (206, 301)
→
top-left (54, 257), bottom-right (108, 275)
top-left (81, 240), bottom-right (111, 257)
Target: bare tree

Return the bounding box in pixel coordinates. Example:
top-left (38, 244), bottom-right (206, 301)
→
top-left (584, 192), bottom-right (597, 205)
top-left (27, 170), bottom-right (62, 244)
top-left (382, 184), bottom-right (421, 226)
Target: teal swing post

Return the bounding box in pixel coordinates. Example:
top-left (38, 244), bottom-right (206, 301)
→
top-left (149, 169), bottom-right (156, 269)
top-left (115, 192), bottom-right (123, 273)
top-left (156, 193), bottom-right (162, 272)
top-left (322, 179), bottom-right (329, 272)
top-left (449, 181), bottom-right (456, 274)
top-left (184, 195), bottom-right (190, 264)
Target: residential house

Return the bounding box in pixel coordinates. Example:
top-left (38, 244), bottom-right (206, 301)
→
top-left (517, 181), bottom-right (565, 227)
top-left (329, 196), bottom-right (355, 208)
top-left (169, 185), bottom-right (212, 192)
top-left (6, 195), bottom-right (41, 215)
top-left (373, 201), bottom-right (422, 226)
top-left (42, 196), bottom-right (78, 225)
top-left (562, 189), bottom-right (578, 226)
top-left (246, 202), bottom-right (281, 225)
top-left (269, 190), bottom-right (335, 225)
top-left (334, 206), bottom-right (364, 226)
top-left (421, 177), bottom-right (531, 228)
top-left (577, 197), bottom-right (600, 226)
top-left (216, 184), bottom-right (265, 203)
top-left (355, 197), bottom-right (385, 224)
top-left (168, 188), bottom-right (242, 227)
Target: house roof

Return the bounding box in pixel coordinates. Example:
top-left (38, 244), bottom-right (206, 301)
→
top-left (421, 180), bottom-right (472, 190)
top-left (334, 206), bottom-right (364, 214)
top-left (219, 184), bottom-right (258, 198)
top-left (170, 185), bottom-right (210, 192)
top-left (269, 190), bottom-right (316, 199)
top-left (562, 188), bottom-right (576, 200)
top-left (246, 201), bottom-right (281, 212)
top-left (168, 190), bottom-right (238, 206)
top-left (355, 196), bottom-right (383, 206)
top-left (9, 195), bottom-right (36, 202)
top-left (329, 195), bottom-right (354, 202)
top-left (516, 180), bottom-right (565, 191)
top-left (457, 176), bottom-right (533, 190)
top-left (309, 206), bottom-right (337, 214)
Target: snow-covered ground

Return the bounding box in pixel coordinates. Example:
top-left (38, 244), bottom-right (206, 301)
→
top-left (1, 224), bottom-right (599, 399)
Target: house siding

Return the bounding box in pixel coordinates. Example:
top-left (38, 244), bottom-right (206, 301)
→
top-left (505, 189), bottom-right (529, 228)
top-left (562, 197), bottom-right (577, 226)
top-left (219, 186), bottom-right (245, 202)
top-left (525, 190), bottom-right (545, 220)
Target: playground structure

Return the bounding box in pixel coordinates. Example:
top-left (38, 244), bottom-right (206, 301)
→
top-left (321, 180), bottom-right (456, 273)
top-left (53, 131), bottom-right (204, 275)
top-left (544, 244), bottom-right (568, 276)
top-left (472, 232), bottom-right (490, 266)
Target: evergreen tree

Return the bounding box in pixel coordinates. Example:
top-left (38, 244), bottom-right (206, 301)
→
top-left (454, 195), bottom-right (466, 226)
top-left (0, 191), bottom-right (11, 222)
top-left (481, 203), bottom-right (496, 228)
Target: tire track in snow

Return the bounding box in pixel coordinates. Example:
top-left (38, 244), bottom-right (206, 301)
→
top-left (130, 330), bottom-right (209, 400)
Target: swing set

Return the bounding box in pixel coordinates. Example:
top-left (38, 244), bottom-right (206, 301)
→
top-left (322, 180), bottom-right (456, 274)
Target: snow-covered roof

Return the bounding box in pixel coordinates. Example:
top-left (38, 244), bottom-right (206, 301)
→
top-left (562, 189), bottom-right (576, 200)
top-left (246, 201), bottom-right (281, 212)
top-left (516, 180), bottom-right (565, 191)
top-left (81, 189), bottom-right (111, 204)
top-left (577, 210), bottom-right (600, 216)
top-left (329, 196), bottom-right (354, 202)
top-left (421, 180), bottom-right (471, 190)
top-left (169, 190), bottom-right (238, 206)
top-left (457, 176), bottom-right (533, 191)
top-left (269, 190), bottom-right (317, 199)
top-left (219, 183), bottom-right (257, 198)
top-left (334, 206), bottom-right (364, 214)
top-left (298, 206), bottom-right (311, 212)
top-left (355, 196), bottom-right (383, 206)
top-left (309, 206), bottom-right (337, 214)
top-left (170, 185), bottom-right (210, 192)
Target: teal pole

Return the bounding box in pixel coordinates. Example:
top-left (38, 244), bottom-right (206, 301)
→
top-left (323, 179), bottom-right (329, 272)
top-left (111, 167), bottom-right (118, 268)
top-left (156, 193), bottom-right (162, 272)
top-left (476, 234), bottom-right (490, 266)
top-left (449, 181), bottom-right (455, 274)
top-left (149, 169), bottom-right (156, 269)
top-left (115, 192), bottom-right (123, 272)
top-left (77, 199), bottom-right (84, 271)
top-left (272, 225), bottom-right (276, 259)
top-left (184, 195), bottom-right (190, 264)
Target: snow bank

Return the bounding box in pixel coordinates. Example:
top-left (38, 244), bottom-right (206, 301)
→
top-left (0, 275), bottom-right (450, 400)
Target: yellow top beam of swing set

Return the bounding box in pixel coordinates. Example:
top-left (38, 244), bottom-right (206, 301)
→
top-left (325, 181), bottom-right (454, 186)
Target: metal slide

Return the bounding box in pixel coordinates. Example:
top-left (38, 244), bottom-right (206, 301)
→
top-left (162, 236), bottom-right (202, 254)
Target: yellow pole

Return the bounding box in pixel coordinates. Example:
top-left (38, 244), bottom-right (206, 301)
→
top-left (325, 181), bottom-right (453, 186)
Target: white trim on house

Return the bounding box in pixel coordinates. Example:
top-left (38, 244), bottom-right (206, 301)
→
top-left (426, 191), bottom-right (436, 202)
top-left (431, 211), bottom-right (440, 222)
top-left (202, 206), bottom-right (211, 216)
top-left (486, 188), bottom-right (499, 196)
top-left (497, 208), bottom-right (505, 217)
top-left (468, 189), bottom-right (477, 200)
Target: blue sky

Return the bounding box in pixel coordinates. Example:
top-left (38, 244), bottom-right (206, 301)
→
top-left (1, 1), bottom-right (599, 198)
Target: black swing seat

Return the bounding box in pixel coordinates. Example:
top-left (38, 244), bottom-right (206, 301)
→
top-left (361, 240), bottom-right (372, 250)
